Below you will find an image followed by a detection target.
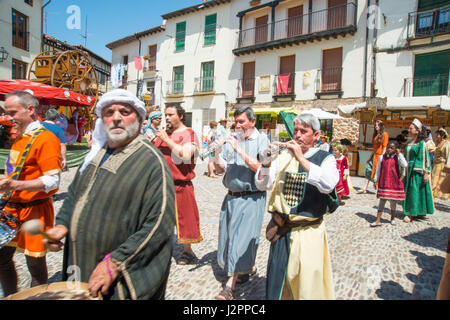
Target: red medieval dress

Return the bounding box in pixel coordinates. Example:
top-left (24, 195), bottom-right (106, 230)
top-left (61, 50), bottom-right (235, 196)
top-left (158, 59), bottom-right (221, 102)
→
top-left (336, 155), bottom-right (350, 197)
top-left (376, 154), bottom-right (405, 200)
top-left (154, 128), bottom-right (203, 244)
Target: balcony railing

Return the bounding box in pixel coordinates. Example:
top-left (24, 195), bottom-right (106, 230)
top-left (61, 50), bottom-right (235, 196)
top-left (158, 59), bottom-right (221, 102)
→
top-left (273, 73), bottom-right (295, 96)
top-left (237, 3), bottom-right (356, 49)
top-left (238, 78), bottom-right (256, 98)
top-left (166, 80), bottom-right (184, 95)
top-left (407, 6), bottom-right (450, 39)
top-left (143, 57), bottom-right (156, 72)
top-left (194, 76), bottom-right (215, 93)
top-left (316, 67), bottom-right (343, 94)
top-left (404, 75), bottom-right (449, 97)
top-left (12, 32), bottom-right (29, 51)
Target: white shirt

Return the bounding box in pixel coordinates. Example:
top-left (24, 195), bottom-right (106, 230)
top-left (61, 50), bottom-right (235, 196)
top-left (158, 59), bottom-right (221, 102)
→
top-left (255, 147), bottom-right (339, 194)
top-left (24, 121), bottom-right (61, 193)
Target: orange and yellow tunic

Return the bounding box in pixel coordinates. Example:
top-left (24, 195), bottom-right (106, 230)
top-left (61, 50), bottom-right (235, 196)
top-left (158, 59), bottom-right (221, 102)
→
top-left (4, 124), bottom-right (61, 257)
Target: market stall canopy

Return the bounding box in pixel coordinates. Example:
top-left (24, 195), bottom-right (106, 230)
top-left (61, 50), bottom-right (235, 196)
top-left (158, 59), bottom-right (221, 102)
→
top-left (338, 96), bottom-right (450, 114)
top-left (301, 108), bottom-right (343, 119)
top-left (228, 107), bottom-right (299, 117)
top-left (0, 79), bottom-right (96, 107)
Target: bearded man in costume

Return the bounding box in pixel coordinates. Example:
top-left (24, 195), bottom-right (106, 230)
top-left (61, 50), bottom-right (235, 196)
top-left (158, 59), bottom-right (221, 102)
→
top-left (256, 113), bottom-right (339, 300)
top-left (45, 89), bottom-right (176, 300)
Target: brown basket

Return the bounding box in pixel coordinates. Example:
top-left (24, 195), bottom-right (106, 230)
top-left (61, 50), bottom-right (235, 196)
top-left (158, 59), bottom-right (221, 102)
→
top-left (3, 282), bottom-right (102, 300)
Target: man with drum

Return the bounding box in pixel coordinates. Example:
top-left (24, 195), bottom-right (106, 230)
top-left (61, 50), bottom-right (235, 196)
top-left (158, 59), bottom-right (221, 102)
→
top-left (0, 90), bottom-right (62, 297)
top-left (45, 89), bottom-right (176, 300)
top-left (256, 113), bottom-right (339, 300)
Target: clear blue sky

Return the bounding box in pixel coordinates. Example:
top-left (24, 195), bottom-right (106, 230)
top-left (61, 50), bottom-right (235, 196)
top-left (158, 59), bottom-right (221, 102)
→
top-left (44, 0), bottom-right (205, 62)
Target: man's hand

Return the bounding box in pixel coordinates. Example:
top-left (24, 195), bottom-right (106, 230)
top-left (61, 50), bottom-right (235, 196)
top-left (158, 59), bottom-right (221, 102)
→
top-left (225, 136), bottom-right (239, 153)
top-left (0, 177), bottom-right (13, 193)
top-left (423, 173), bottom-right (430, 183)
top-left (61, 159), bottom-right (67, 171)
top-left (155, 129), bottom-right (169, 143)
top-left (285, 140), bottom-right (304, 163)
top-left (88, 258), bottom-right (119, 297)
top-left (260, 142), bottom-right (285, 167)
top-left (43, 225), bottom-right (68, 252)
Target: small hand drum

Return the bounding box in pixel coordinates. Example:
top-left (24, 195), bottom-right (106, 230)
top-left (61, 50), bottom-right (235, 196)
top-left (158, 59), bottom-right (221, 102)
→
top-left (0, 209), bottom-right (20, 249)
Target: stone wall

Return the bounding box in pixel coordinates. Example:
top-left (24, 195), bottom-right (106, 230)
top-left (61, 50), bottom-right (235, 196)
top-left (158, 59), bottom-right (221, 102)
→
top-left (332, 117), bottom-right (360, 145)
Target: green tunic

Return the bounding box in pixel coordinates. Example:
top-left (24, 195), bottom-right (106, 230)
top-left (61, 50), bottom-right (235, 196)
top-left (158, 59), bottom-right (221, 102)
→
top-left (56, 135), bottom-right (176, 300)
top-left (403, 140), bottom-right (434, 217)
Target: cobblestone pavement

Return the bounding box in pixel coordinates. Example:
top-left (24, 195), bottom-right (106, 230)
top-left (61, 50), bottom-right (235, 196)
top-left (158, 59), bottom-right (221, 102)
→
top-left (1, 162), bottom-right (449, 300)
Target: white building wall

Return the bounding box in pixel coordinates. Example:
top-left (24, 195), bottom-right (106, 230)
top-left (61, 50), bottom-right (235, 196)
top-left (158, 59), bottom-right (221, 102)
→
top-left (0, 0), bottom-right (43, 80)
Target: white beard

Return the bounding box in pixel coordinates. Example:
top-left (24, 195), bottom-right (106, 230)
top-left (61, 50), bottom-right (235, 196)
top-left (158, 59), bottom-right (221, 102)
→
top-left (105, 119), bottom-right (140, 145)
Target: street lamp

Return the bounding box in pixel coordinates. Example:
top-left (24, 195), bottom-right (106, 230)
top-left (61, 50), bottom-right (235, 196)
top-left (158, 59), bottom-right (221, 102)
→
top-left (0, 47), bottom-right (9, 62)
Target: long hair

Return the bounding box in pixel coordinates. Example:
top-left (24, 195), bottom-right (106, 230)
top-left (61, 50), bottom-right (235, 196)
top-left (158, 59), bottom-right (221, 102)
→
top-left (373, 120), bottom-right (385, 143)
top-left (413, 124), bottom-right (427, 143)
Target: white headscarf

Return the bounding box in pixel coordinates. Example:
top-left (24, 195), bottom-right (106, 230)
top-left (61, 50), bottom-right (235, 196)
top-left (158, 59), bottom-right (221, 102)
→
top-left (79, 89), bottom-right (145, 174)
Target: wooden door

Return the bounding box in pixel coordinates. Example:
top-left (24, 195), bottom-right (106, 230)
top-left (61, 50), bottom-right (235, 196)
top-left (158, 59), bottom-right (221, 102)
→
top-left (255, 15), bottom-right (268, 44)
top-left (279, 55), bottom-right (295, 94)
top-left (288, 6), bottom-right (303, 38)
top-left (327, 0), bottom-right (347, 30)
top-left (322, 47), bottom-right (342, 92)
top-left (242, 61), bottom-right (255, 97)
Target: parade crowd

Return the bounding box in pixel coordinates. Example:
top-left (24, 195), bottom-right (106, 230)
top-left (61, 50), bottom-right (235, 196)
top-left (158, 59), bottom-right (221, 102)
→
top-left (0, 88), bottom-right (448, 300)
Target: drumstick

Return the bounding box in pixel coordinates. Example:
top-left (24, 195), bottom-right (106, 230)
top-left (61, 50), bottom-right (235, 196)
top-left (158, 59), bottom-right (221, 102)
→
top-left (21, 219), bottom-right (59, 242)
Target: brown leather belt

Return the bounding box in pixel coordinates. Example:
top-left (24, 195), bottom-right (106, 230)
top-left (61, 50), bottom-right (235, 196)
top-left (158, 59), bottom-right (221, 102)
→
top-left (228, 190), bottom-right (265, 197)
top-left (7, 197), bottom-right (50, 209)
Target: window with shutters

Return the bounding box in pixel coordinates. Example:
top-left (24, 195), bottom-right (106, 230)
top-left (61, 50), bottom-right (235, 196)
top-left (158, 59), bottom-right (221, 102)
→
top-left (176, 21), bottom-right (186, 52)
top-left (413, 50), bottom-right (449, 96)
top-left (12, 9), bottom-right (28, 51)
top-left (204, 14), bottom-right (217, 46)
top-left (12, 59), bottom-right (28, 79)
top-left (200, 61), bottom-right (214, 92)
top-left (147, 45), bottom-right (157, 71)
top-left (173, 66), bottom-right (184, 94)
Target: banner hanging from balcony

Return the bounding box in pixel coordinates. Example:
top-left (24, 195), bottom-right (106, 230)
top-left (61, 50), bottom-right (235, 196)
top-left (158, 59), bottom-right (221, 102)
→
top-left (277, 74), bottom-right (290, 95)
top-left (134, 56), bottom-right (143, 71)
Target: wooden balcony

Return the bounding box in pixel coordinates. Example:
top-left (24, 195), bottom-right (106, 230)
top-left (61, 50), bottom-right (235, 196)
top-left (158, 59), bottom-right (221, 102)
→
top-left (315, 67), bottom-right (343, 98)
top-left (234, 3), bottom-right (357, 56)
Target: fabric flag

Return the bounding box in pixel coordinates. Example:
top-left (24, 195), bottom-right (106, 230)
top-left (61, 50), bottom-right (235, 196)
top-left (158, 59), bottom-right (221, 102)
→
top-left (111, 64), bottom-right (123, 88)
top-left (277, 74), bottom-right (290, 95)
top-left (134, 56), bottom-right (143, 71)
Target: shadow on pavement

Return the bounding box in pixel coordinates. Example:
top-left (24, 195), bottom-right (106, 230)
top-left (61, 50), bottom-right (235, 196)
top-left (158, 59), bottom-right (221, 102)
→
top-left (356, 212), bottom-right (391, 224)
top-left (402, 227), bottom-right (450, 251)
top-left (376, 250), bottom-right (444, 300)
top-left (434, 201), bottom-right (450, 212)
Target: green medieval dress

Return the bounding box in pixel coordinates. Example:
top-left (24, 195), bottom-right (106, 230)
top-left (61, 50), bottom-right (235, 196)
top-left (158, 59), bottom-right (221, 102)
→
top-left (403, 140), bottom-right (434, 217)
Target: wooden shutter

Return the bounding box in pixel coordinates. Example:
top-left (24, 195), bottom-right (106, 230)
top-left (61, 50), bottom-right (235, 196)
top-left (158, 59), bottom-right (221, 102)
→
top-left (204, 14), bottom-right (217, 45)
top-left (322, 47), bottom-right (342, 92)
top-left (327, 0), bottom-right (347, 30)
top-left (12, 9), bottom-right (28, 51)
top-left (173, 66), bottom-right (184, 94)
top-left (288, 6), bottom-right (303, 37)
top-left (255, 15), bottom-right (268, 44)
top-left (148, 45), bottom-right (157, 71)
top-left (176, 22), bottom-right (186, 51)
top-left (413, 50), bottom-right (450, 96)
top-left (201, 61), bottom-right (215, 91)
top-left (242, 62), bottom-right (255, 97)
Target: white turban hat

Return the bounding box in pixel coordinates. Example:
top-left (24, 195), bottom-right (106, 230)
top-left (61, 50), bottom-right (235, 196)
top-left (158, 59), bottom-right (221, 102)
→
top-left (79, 89), bottom-right (145, 174)
top-left (95, 88), bottom-right (146, 121)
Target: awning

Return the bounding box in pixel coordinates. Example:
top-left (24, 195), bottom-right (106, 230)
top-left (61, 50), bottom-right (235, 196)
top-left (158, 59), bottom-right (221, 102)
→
top-left (338, 96), bottom-right (450, 114)
top-left (229, 107), bottom-right (299, 117)
top-left (301, 108), bottom-right (343, 119)
top-left (0, 79), bottom-right (96, 107)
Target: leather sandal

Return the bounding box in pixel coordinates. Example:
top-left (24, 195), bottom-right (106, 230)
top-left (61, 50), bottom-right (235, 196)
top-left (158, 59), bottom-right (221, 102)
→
top-left (177, 251), bottom-right (197, 265)
top-left (236, 267), bottom-right (257, 284)
top-left (215, 286), bottom-right (234, 300)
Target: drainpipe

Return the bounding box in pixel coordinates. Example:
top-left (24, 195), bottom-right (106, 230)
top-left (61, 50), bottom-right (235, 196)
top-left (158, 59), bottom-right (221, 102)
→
top-left (41, 0), bottom-right (52, 51)
top-left (363, 0), bottom-right (370, 99)
top-left (370, 0), bottom-right (380, 97)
